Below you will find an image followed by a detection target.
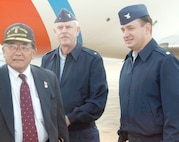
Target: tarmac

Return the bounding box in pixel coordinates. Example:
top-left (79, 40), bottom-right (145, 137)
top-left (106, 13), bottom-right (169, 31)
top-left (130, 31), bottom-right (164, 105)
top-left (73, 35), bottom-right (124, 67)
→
top-left (96, 58), bottom-right (123, 142)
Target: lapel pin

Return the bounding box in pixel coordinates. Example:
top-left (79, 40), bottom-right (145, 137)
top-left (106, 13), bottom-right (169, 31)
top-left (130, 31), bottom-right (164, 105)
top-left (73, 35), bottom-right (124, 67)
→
top-left (44, 81), bottom-right (48, 88)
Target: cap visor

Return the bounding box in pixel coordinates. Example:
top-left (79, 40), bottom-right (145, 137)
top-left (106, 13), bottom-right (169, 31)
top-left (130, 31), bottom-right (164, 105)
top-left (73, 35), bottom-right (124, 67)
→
top-left (3, 37), bottom-right (32, 43)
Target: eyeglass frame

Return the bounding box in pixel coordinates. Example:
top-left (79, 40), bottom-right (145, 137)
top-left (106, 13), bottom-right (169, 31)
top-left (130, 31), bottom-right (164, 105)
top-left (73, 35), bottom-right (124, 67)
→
top-left (3, 42), bottom-right (35, 52)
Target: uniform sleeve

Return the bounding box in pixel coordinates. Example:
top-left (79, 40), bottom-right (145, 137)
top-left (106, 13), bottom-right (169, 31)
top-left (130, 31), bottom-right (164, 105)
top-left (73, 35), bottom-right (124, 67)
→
top-left (160, 55), bottom-right (179, 141)
top-left (68, 56), bottom-right (108, 123)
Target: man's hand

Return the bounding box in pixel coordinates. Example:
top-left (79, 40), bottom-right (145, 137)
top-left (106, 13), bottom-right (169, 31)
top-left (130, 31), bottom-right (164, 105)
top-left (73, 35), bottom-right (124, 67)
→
top-left (65, 115), bottom-right (71, 127)
top-left (59, 138), bottom-right (64, 142)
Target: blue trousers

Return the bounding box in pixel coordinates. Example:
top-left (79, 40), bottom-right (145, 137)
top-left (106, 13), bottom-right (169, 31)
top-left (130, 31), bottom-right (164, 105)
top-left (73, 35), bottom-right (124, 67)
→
top-left (69, 126), bottom-right (100, 142)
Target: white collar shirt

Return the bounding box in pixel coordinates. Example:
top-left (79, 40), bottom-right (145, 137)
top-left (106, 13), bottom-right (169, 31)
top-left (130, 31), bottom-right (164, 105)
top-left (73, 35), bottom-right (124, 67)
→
top-left (59, 48), bottom-right (66, 78)
top-left (8, 65), bottom-right (48, 142)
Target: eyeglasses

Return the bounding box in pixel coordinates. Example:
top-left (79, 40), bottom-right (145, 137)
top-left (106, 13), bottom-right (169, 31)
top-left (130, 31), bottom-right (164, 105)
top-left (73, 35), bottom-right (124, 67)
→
top-left (4, 43), bottom-right (33, 52)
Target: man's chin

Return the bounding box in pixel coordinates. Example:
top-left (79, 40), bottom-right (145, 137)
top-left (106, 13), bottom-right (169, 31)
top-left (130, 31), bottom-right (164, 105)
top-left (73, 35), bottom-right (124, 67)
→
top-left (61, 43), bottom-right (70, 47)
top-left (126, 44), bottom-right (133, 49)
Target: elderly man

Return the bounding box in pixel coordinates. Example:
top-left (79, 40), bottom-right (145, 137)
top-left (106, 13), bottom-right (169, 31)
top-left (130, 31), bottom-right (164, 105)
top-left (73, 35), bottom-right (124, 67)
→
top-left (0, 23), bottom-right (69, 142)
top-left (41, 8), bottom-right (108, 142)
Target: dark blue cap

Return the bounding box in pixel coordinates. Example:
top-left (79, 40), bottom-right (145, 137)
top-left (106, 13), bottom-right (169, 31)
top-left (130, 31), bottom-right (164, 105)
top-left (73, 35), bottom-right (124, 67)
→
top-left (118, 4), bottom-right (149, 25)
top-left (54, 8), bottom-right (77, 23)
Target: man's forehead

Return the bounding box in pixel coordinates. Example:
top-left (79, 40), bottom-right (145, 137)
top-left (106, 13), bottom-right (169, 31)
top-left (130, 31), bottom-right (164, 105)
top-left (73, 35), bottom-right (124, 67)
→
top-left (55, 21), bottom-right (76, 26)
top-left (121, 19), bottom-right (140, 28)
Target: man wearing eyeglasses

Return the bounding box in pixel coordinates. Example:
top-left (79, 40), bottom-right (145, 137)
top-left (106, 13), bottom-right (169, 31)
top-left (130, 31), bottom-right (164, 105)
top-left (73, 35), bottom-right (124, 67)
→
top-left (0, 23), bottom-right (69, 142)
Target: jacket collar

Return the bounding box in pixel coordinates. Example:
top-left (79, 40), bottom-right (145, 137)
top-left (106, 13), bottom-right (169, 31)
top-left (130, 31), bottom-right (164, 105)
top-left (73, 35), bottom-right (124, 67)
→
top-left (125, 38), bottom-right (157, 62)
top-left (50, 41), bottom-right (82, 61)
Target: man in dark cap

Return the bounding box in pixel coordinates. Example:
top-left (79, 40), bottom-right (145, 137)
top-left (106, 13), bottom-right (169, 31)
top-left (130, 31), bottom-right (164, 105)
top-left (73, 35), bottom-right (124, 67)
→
top-left (117, 4), bottom-right (179, 142)
top-left (0, 23), bottom-right (69, 142)
top-left (41, 8), bottom-right (108, 142)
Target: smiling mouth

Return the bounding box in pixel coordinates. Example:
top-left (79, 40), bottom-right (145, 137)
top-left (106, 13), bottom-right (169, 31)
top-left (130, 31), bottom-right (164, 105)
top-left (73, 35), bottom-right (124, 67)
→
top-left (125, 40), bottom-right (131, 44)
top-left (125, 38), bottom-right (133, 42)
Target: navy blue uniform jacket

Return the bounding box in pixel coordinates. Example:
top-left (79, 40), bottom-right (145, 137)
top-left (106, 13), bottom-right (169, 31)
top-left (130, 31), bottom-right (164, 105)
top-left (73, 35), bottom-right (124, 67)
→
top-left (119, 39), bottom-right (179, 141)
top-left (0, 64), bottom-right (69, 142)
top-left (41, 42), bottom-right (108, 126)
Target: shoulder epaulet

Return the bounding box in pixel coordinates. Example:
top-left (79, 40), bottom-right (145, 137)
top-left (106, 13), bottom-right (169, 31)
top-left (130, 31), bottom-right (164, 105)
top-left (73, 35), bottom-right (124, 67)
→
top-left (82, 47), bottom-right (101, 57)
top-left (154, 47), bottom-right (171, 57)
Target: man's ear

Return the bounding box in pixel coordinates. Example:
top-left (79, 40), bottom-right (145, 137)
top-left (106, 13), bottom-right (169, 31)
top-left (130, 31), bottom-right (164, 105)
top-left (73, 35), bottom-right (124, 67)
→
top-left (31, 47), bottom-right (37, 59)
top-left (145, 22), bottom-right (152, 34)
top-left (77, 27), bottom-right (81, 36)
top-left (53, 28), bottom-right (57, 34)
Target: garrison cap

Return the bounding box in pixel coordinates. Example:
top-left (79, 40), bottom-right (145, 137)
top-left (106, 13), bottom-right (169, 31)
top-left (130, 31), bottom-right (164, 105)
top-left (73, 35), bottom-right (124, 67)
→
top-left (3, 23), bottom-right (35, 44)
top-left (54, 8), bottom-right (77, 23)
top-left (118, 4), bottom-right (149, 25)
